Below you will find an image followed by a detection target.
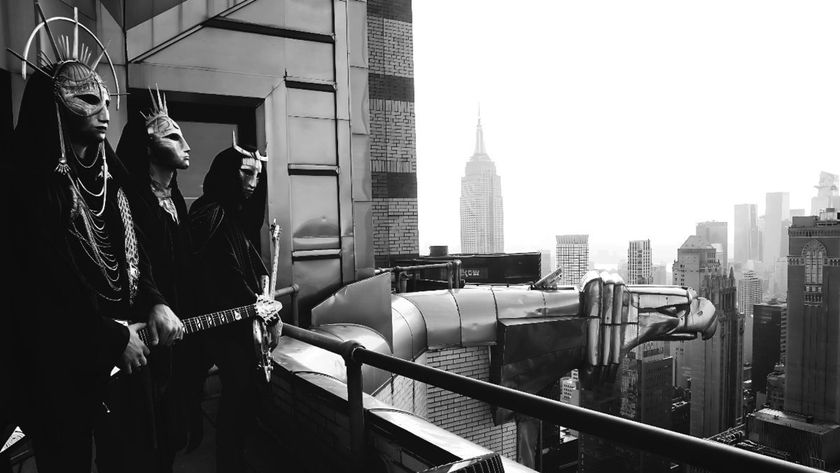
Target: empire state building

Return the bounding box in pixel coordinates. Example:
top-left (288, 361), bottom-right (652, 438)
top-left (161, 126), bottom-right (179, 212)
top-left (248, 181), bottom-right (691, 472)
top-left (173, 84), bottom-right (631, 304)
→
top-left (460, 116), bottom-right (504, 254)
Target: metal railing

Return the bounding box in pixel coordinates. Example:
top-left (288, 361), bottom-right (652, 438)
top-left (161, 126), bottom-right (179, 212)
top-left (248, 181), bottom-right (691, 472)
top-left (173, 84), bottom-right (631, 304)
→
top-left (272, 284), bottom-right (300, 326)
top-left (375, 261), bottom-right (462, 293)
top-left (280, 323), bottom-right (823, 473)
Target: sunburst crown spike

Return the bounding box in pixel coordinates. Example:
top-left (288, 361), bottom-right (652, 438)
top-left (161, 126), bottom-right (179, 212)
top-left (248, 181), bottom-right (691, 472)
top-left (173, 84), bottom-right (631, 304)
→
top-left (72, 7), bottom-right (79, 60)
top-left (35, 3), bottom-right (63, 62)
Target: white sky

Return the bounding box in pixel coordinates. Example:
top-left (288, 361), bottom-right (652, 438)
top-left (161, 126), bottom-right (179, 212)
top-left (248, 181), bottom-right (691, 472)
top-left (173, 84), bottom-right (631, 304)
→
top-left (413, 1), bottom-right (840, 265)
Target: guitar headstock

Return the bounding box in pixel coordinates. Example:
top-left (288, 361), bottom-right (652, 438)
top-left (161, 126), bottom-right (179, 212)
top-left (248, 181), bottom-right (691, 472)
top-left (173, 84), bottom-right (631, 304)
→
top-left (255, 296), bottom-right (283, 325)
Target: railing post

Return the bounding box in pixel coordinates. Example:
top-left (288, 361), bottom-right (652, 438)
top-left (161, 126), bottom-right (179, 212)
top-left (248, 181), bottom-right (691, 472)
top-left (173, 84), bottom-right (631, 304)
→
top-left (454, 260), bottom-right (462, 288)
top-left (341, 341), bottom-right (365, 472)
top-left (446, 262), bottom-right (453, 290)
top-left (290, 283), bottom-right (300, 327)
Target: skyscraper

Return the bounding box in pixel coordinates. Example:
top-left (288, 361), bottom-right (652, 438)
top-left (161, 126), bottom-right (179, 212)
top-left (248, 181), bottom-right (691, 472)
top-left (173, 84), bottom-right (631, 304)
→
top-left (810, 171), bottom-right (840, 216)
top-left (460, 116), bottom-right (504, 254)
top-left (672, 236), bottom-right (721, 388)
top-left (627, 240), bottom-right (652, 284)
top-left (734, 204), bottom-right (760, 264)
top-left (672, 236), bottom-right (719, 291)
top-left (737, 270), bottom-right (763, 364)
top-left (751, 302), bottom-right (785, 406)
top-left (696, 221), bottom-right (728, 270)
top-left (786, 212), bottom-right (840, 423)
top-left (686, 269), bottom-right (744, 438)
top-left (763, 192), bottom-right (790, 266)
top-left (556, 235), bottom-right (589, 287)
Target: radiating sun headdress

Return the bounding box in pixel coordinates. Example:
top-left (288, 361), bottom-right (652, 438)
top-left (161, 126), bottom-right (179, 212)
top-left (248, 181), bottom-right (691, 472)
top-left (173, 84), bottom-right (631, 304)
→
top-left (140, 85), bottom-right (183, 140)
top-left (8, 3), bottom-right (122, 174)
top-left (8, 4), bottom-right (139, 304)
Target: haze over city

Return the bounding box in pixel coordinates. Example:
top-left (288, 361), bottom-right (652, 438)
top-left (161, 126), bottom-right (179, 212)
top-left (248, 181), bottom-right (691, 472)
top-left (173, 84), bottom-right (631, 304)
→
top-left (414, 0), bottom-right (840, 264)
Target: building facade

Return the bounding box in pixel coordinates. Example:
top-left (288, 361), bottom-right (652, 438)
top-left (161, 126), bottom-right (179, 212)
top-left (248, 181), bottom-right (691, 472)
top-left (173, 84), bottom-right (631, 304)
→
top-left (734, 203), bottom-right (760, 264)
top-left (751, 303), bottom-right (785, 398)
top-left (627, 239), bottom-right (652, 284)
top-left (786, 212), bottom-right (840, 424)
top-left (459, 116), bottom-right (504, 254)
top-left (684, 270), bottom-right (744, 438)
top-left (696, 221), bottom-right (728, 270)
top-left (556, 234), bottom-right (589, 287)
top-left (672, 235), bottom-right (719, 292)
top-left (737, 270), bottom-right (763, 364)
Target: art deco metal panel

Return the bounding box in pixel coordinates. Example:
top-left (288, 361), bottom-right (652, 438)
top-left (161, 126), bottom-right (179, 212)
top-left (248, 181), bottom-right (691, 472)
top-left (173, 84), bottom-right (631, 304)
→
top-left (337, 121), bottom-right (354, 236)
top-left (351, 134), bottom-right (371, 201)
top-left (228, 0), bottom-right (334, 34)
top-left (396, 291), bottom-right (461, 348)
top-left (135, 28), bottom-right (288, 77)
top-left (349, 67), bottom-right (369, 135)
top-left (287, 89), bottom-right (334, 119)
top-left (346, 0), bottom-right (368, 68)
top-left (286, 38), bottom-right (334, 82)
top-left (451, 289), bottom-right (498, 346)
top-left (288, 117), bottom-right (336, 165)
top-left (352, 201), bottom-right (375, 280)
top-left (289, 175), bottom-right (340, 250)
top-left (292, 257), bottom-right (342, 313)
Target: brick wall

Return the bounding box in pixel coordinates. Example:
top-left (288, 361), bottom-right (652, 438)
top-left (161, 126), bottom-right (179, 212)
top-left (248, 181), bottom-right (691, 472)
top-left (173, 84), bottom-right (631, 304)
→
top-left (368, 0), bottom-right (418, 268)
top-left (426, 346), bottom-right (519, 461)
top-left (374, 352), bottom-right (428, 419)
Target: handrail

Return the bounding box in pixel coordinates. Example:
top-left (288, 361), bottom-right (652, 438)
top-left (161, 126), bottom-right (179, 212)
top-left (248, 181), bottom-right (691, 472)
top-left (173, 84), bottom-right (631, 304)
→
top-left (279, 323), bottom-right (823, 473)
top-left (273, 284), bottom-right (300, 326)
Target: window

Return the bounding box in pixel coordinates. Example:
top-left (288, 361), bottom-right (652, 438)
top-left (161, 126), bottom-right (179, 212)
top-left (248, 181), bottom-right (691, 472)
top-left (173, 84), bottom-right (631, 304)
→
top-left (803, 240), bottom-right (826, 285)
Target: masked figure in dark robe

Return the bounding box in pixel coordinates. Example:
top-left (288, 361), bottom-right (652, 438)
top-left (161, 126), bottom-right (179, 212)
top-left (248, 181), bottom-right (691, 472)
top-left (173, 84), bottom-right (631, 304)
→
top-left (2, 10), bottom-right (183, 473)
top-left (99, 89), bottom-right (204, 472)
top-left (189, 140), bottom-right (279, 472)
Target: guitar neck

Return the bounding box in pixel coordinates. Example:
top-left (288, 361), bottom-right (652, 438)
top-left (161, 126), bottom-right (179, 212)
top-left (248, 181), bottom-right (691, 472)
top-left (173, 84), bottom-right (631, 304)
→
top-left (137, 304), bottom-right (257, 344)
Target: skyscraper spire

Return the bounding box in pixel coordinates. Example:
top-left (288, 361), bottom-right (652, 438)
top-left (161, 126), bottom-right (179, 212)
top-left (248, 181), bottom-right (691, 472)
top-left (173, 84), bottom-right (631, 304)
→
top-left (473, 106), bottom-right (488, 159)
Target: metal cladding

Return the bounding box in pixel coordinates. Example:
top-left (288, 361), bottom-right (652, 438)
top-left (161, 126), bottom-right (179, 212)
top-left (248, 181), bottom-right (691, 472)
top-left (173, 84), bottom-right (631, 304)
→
top-left (275, 271), bottom-right (720, 396)
top-left (311, 273), bottom-right (393, 349)
top-left (272, 323), bottom-right (391, 393)
top-left (396, 286), bottom-right (582, 349)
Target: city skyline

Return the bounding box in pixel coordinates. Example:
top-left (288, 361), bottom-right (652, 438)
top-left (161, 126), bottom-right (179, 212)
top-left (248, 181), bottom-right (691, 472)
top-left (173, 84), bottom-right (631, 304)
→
top-left (414, 1), bottom-right (840, 263)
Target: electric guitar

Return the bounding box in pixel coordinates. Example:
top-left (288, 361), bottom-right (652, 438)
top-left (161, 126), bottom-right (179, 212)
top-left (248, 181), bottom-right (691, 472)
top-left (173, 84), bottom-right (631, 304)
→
top-left (254, 219), bottom-right (283, 382)
top-left (111, 297), bottom-right (282, 377)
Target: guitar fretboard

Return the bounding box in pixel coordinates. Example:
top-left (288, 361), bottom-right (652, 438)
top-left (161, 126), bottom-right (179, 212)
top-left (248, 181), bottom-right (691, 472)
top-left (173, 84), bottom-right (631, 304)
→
top-left (137, 304), bottom-right (257, 344)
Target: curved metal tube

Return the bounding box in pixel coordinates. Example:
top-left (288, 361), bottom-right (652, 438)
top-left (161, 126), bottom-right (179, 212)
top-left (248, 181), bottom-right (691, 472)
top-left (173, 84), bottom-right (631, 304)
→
top-left (274, 271), bottom-right (718, 395)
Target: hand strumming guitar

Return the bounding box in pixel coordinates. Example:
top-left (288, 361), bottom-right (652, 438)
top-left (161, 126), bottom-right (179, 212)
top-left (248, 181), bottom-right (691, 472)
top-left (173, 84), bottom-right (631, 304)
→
top-left (147, 303), bottom-right (185, 346)
top-left (120, 322), bottom-right (150, 374)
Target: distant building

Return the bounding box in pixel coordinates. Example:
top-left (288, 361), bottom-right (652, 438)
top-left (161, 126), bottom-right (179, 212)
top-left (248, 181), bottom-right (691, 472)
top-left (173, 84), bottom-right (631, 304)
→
top-left (627, 240), bottom-right (652, 284)
top-left (540, 249), bottom-right (554, 278)
top-left (786, 212), bottom-right (840, 424)
top-left (672, 235), bottom-right (719, 291)
top-left (765, 364), bottom-right (786, 411)
top-left (751, 303), bottom-right (785, 397)
top-left (810, 171), bottom-right (840, 216)
top-left (652, 264), bottom-right (668, 285)
top-left (737, 270), bottom-right (763, 364)
top-left (560, 370), bottom-right (581, 437)
top-left (734, 203), bottom-right (760, 264)
top-left (460, 116), bottom-right (504, 254)
top-left (763, 192), bottom-right (789, 266)
top-left (556, 235), bottom-right (589, 287)
top-left (696, 221), bottom-right (728, 270)
top-left (748, 408), bottom-right (840, 471)
top-left (684, 269), bottom-right (744, 437)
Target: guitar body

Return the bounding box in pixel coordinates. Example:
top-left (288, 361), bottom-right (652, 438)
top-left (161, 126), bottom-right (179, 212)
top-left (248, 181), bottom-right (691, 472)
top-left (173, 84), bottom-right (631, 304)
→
top-left (252, 319), bottom-right (273, 382)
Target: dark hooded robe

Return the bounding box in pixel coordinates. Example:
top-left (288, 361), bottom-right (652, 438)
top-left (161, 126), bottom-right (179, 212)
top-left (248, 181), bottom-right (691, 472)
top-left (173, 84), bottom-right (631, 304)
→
top-left (90, 116), bottom-right (205, 472)
top-left (188, 145), bottom-right (268, 473)
top-left (2, 65), bottom-right (165, 473)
